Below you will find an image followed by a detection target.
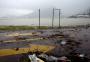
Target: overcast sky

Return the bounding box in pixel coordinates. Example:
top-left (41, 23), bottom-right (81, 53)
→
top-left (0, 0), bottom-right (90, 17)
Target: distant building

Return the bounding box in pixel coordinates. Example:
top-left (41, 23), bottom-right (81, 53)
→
top-left (69, 14), bottom-right (90, 18)
top-left (76, 15), bottom-right (90, 18)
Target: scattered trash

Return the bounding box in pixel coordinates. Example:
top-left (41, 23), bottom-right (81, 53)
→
top-left (19, 52), bottom-right (89, 62)
top-left (28, 54), bottom-right (44, 62)
top-left (61, 40), bottom-right (67, 45)
top-left (59, 56), bottom-right (67, 60)
top-left (79, 54), bottom-right (85, 57)
top-left (58, 56), bottom-right (71, 62)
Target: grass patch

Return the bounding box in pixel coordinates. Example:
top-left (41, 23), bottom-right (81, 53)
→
top-left (0, 26), bottom-right (48, 30)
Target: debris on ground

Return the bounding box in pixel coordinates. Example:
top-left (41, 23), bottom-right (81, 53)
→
top-left (19, 52), bottom-right (89, 62)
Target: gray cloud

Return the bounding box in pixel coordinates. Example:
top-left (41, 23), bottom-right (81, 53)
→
top-left (0, 0), bottom-right (90, 17)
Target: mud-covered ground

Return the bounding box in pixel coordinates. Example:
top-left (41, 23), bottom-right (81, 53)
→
top-left (0, 27), bottom-right (90, 62)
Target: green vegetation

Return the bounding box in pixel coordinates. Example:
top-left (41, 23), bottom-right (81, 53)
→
top-left (0, 26), bottom-right (48, 30)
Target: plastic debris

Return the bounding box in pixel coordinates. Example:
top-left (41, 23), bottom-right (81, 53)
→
top-left (61, 40), bottom-right (67, 45)
top-left (79, 54), bottom-right (85, 57)
top-left (28, 54), bottom-right (44, 62)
